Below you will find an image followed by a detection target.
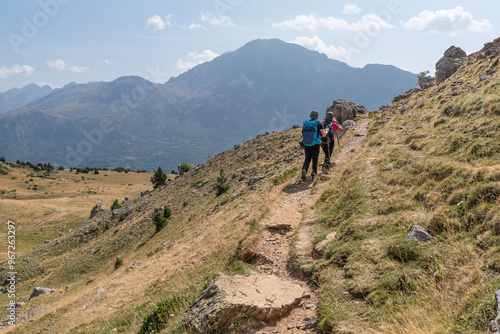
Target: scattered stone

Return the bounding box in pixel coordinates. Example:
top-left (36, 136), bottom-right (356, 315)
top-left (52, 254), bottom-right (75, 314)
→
top-left (305, 304), bottom-right (315, 310)
top-left (153, 207), bottom-right (164, 214)
top-left (303, 316), bottom-right (317, 330)
top-left (141, 191), bottom-right (147, 197)
top-left (97, 287), bottom-right (104, 294)
top-left (435, 46), bottom-right (467, 84)
top-left (489, 290), bottom-right (500, 333)
top-left (406, 225), bottom-right (433, 242)
top-left (121, 196), bottom-right (130, 204)
top-left (248, 175), bottom-right (265, 186)
top-left (182, 275), bottom-right (306, 333)
top-left (29, 287), bottom-right (54, 300)
top-left (292, 124), bottom-right (300, 129)
top-left (314, 232), bottom-right (337, 258)
top-left (89, 203), bottom-right (103, 219)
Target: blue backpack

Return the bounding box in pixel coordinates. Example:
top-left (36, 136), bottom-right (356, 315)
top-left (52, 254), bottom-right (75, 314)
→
top-left (302, 119), bottom-right (320, 146)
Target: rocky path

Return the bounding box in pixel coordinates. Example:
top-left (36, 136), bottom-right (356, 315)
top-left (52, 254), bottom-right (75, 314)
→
top-left (231, 119), bottom-right (369, 334)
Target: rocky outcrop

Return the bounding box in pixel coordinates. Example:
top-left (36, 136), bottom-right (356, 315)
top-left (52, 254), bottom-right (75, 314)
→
top-left (489, 290), bottom-right (500, 333)
top-left (418, 75), bottom-right (435, 89)
top-left (29, 287), bottom-right (54, 300)
top-left (435, 46), bottom-right (467, 84)
top-left (392, 88), bottom-right (421, 104)
top-left (182, 275), bottom-right (307, 332)
top-left (325, 99), bottom-right (367, 124)
top-left (178, 163), bottom-right (195, 176)
top-left (482, 37), bottom-right (500, 56)
top-left (121, 196), bottom-right (130, 204)
top-left (406, 225), bottom-right (433, 242)
top-left (89, 203), bottom-right (102, 219)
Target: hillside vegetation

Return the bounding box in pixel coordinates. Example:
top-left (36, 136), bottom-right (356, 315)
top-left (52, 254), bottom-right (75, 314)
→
top-left (307, 44), bottom-right (500, 332)
top-left (0, 40), bottom-right (498, 334)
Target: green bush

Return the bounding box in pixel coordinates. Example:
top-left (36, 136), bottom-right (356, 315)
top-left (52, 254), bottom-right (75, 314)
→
top-left (213, 168), bottom-right (230, 196)
top-left (114, 257), bottom-right (123, 269)
top-left (111, 199), bottom-right (122, 210)
top-left (151, 167), bottom-right (167, 188)
top-left (180, 162), bottom-right (191, 173)
top-left (163, 207), bottom-right (172, 219)
top-left (152, 212), bottom-right (168, 231)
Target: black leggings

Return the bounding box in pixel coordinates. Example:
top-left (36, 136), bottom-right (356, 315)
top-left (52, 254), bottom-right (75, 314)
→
top-left (321, 141), bottom-right (335, 165)
top-left (302, 145), bottom-right (320, 174)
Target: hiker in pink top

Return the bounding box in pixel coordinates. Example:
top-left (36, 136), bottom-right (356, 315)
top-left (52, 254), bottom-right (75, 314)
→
top-left (319, 111), bottom-right (343, 174)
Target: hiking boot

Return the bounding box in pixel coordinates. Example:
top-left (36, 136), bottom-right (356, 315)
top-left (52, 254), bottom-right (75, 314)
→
top-left (301, 170), bottom-right (307, 182)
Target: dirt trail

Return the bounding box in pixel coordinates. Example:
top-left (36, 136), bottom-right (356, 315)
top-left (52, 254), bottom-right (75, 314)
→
top-left (236, 119), bottom-right (369, 333)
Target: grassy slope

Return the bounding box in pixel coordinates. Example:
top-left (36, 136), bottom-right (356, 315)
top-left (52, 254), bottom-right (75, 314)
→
top-left (309, 50), bottom-right (500, 333)
top-left (0, 130), bottom-right (307, 333)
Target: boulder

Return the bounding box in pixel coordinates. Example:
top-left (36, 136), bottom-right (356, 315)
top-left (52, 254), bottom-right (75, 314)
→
top-left (490, 290), bottom-right (500, 333)
top-left (482, 37), bottom-right (500, 56)
top-left (435, 46), bottom-right (467, 84)
top-left (248, 175), bottom-right (265, 186)
top-left (29, 287), bottom-right (54, 300)
top-left (314, 232), bottom-right (337, 258)
top-left (418, 76), bottom-right (436, 89)
top-left (89, 203), bottom-right (103, 219)
top-left (121, 196), bottom-right (130, 204)
top-left (325, 99), bottom-right (368, 124)
top-left (406, 225), bottom-right (433, 242)
top-left (182, 275), bottom-right (307, 333)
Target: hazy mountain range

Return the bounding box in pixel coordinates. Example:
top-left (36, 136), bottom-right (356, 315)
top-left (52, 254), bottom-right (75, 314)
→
top-left (0, 39), bottom-right (418, 171)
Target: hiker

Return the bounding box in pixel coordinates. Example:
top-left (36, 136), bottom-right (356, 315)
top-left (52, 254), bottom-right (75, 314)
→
top-left (300, 110), bottom-right (321, 181)
top-left (319, 111), bottom-right (343, 174)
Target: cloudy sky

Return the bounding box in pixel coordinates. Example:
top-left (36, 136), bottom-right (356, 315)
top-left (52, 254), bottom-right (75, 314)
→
top-left (0, 0), bottom-right (498, 92)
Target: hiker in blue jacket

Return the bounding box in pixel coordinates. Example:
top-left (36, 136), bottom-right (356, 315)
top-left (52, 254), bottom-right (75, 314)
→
top-left (301, 110), bottom-right (321, 182)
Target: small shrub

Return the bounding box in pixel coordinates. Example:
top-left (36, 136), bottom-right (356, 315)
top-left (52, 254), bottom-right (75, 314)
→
top-left (152, 212), bottom-right (168, 231)
top-left (111, 199), bottom-right (122, 210)
top-left (213, 168), bottom-right (230, 196)
top-left (182, 201), bottom-right (188, 207)
top-left (163, 207), bottom-right (172, 219)
top-left (114, 257), bottom-right (123, 269)
top-left (179, 162), bottom-right (191, 173)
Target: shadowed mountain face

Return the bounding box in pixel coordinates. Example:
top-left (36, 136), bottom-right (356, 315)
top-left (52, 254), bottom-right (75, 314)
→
top-left (0, 39), bottom-right (417, 171)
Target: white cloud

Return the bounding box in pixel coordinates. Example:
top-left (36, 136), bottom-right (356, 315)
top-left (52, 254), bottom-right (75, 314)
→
top-left (0, 65), bottom-right (35, 78)
top-left (200, 12), bottom-right (234, 27)
top-left (146, 14), bottom-right (172, 30)
top-left (46, 59), bottom-right (88, 73)
top-left (290, 36), bottom-right (351, 59)
top-left (104, 59), bottom-right (112, 66)
top-left (343, 4), bottom-right (361, 15)
top-left (273, 14), bottom-right (394, 31)
top-left (187, 23), bottom-right (206, 30)
top-left (176, 50), bottom-right (218, 72)
top-left (403, 7), bottom-right (491, 35)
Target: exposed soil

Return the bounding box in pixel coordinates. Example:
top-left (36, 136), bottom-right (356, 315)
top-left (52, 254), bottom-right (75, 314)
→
top-left (233, 119), bottom-right (369, 333)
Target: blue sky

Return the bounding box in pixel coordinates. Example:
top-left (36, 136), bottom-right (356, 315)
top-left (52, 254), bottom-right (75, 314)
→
top-left (0, 0), bottom-right (498, 92)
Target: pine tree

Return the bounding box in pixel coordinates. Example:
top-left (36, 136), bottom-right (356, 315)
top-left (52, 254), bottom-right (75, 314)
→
top-left (150, 167), bottom-right (167, 188)
top-left (213, 168), bottom-right (230, 196)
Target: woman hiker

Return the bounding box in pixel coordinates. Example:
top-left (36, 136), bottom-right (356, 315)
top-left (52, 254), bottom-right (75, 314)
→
top-left (301, 110), bottom-right (321, 182)
top-left (319, 111), bottom-right (343, 174)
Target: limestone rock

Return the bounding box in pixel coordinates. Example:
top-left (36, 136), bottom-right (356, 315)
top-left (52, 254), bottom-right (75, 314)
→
top-left (248, 175), bottom-right (265, 186)
top-left (314, 232), bottom-right (337, 258)
top-left (121, 196), bottom-right (130, 204)
top-left (392, 88), bottom-right (421, 104)
top-left (89, 203), bottom-right (103, 219)
top-left (489, 290), bottom-right (500, 333)
top-left (435, 46), bottom-right (467, 84)
top-left (182, 275), bottom-right (306, 333)
top-left (29, 287), bottom-right (54, 300)
top-left (418, 75), bottom-right (435, 89)
top-left (325, 99), bottom-right (367, 124)
top-left (482, 37), bottom-right (500, 56)
top-left (406, 225), bottom-right (433, 242)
